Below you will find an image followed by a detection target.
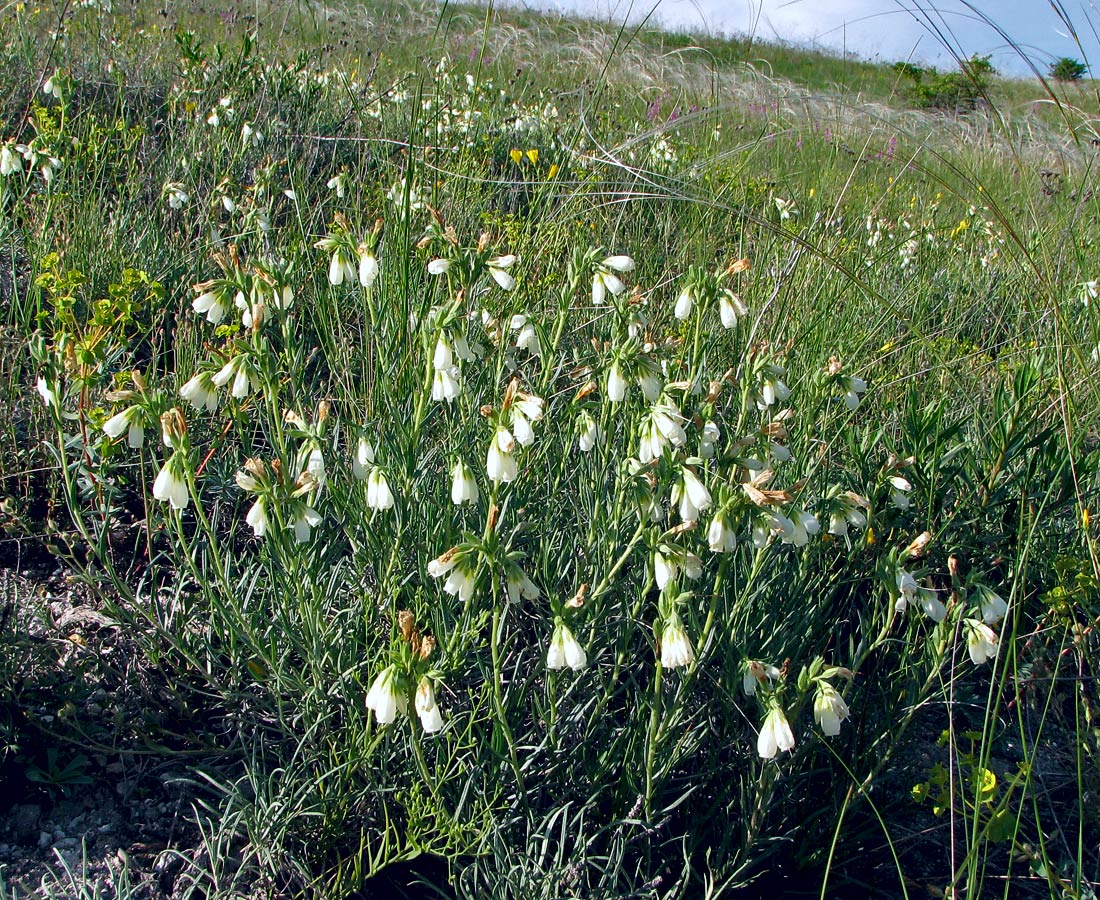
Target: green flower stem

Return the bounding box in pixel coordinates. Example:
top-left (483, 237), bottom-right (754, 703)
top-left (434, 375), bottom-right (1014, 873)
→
top-left (489, 578), bottom-right (526, 800)
top-left (643, 659), bottom-right (663, 815)
top-left (409, 719), bottom-right (444, 809)
top-left (588, 520), bottom-right (646, 604)
top-left (181, 458), bottom-right (230, 591)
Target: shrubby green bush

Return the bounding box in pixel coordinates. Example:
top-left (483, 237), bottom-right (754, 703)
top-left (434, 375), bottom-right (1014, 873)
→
top-left (892, 54), bottom-right (996, 110)
top-left (1049, 57), bottom-right (1087, 81)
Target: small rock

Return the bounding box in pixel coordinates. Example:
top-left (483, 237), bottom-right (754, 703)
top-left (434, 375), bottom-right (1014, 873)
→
top-left (54, 837), bottom-right (78, 851)
top-left (12, 804), bottom-right (40, 837)
top-left (38, 830), bottom-right (51, 849)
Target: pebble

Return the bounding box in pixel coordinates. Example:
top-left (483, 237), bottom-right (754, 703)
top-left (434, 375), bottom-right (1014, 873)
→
top-left (37, 831), bottom-right (51, 850)
top-left (12, 804), bottom-right (40, 836)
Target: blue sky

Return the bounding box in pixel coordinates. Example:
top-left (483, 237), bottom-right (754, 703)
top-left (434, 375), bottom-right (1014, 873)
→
top-left (496, 1), bottom-right (1100, 77)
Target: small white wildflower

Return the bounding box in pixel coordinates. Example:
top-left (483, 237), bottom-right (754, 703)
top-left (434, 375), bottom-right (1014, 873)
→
top-left (660, 619), bottom-right (695, 669)
top-left (757, 705), bottom-right (795, 759)
top-left (814, 683), bottom-right (850, 736)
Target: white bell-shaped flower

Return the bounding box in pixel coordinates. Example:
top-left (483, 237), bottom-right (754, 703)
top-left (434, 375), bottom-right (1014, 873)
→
top-left (487, 254), bottom-right (517, 290)
top-left (365, 665), bottom-right (406, 725)
top-left (328, 248), bottom-right (357, 286)
top-left (577, 410), bottom-right (600, 452)
top-left (192, 287), bottom-right (231, 325)
top-left (353, 437), bottom-right (376, 481)
top-left (180, 372), bottom-right (219, 413)
top-left (432, 366), bottom-right (462, 402)
top-left (660, 619), bottom-right (695, 669)
top-left (718, 289), bottom-right (747, 329)
top-left (974, 585), bottom-right (1008, 625)
top-left (152, 454), bottom-right (189, 510)
top-left (547, 621), bottom-right (587, 671)
top-left (366, 468), bottom-right (395, 511)
top-left (103, 406), bottom-right (145, 449)
top-left (707, 510), bottom-right (737, 553)
top-left (358, 249), bottom-right (379, 287)
top-left (245, 498), bottom-right (270, 538)
top-left (450, 460), bottom-right (479, 505)
top-left (676, 468), bottom-right (712, 522)
top-left (433, 335), bottom-right (454, 371)
top-left (813, 683), bottom-right (850, 736)
top-left (757, 705), bottom-right (796, 759)
top-left (486, 427), bottom-right (518, 483)
top-left (966, 619), bottom-right (999, 665)
top-left (289, 503), bottom-right (322, 543)
top-left (606, 361), bottom-right (627, 402)
top-left (674, 287), bottom-right (694, 320)
top-left (415, 678), bottom-right (444, 733)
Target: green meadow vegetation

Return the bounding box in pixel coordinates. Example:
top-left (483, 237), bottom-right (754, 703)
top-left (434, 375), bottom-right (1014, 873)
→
top-left (1, 0), bottom-right (1099, 897)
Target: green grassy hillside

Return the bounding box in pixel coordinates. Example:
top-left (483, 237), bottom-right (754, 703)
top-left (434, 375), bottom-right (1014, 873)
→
top-left (1, 3), bottom-right (1098, 899)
